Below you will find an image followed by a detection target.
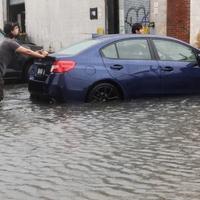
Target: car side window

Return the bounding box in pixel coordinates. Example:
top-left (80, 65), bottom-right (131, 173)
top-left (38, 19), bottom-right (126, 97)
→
top-left (116, 39), bottom-right (151, 60)
top-left (101, 44), bottom-right (118, 59)
top-left (153, 39), bottom-right (197, 62)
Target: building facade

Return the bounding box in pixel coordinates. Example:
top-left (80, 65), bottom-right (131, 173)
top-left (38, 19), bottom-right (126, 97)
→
top-left (190, 0), bottom-right (200, 47)
top-left (151, 0), bottom-right (200, 46)
top-left (0, 0), bottom-right (200, 50)
top-left (167, 0), bottom-right (190, 42)
top-left (0, 0), bottom-right (152, 50)
top-left (0, 0), bottom-right (106, 51)
top-left (25, 0), bottom-right (106, 51)
top-left (0, 2), bottom-right (3, 28)
top-left (119, 0), bottom-right (150, 33)
top-left (150, 0), bottom-right (167, 36)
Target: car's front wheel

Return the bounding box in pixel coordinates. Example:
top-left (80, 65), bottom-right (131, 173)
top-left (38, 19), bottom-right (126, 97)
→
top-left (87, 83), bottom-right (122, 103)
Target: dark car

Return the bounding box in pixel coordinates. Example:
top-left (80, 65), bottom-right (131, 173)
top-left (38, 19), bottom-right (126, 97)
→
top-left (0, 29), bottom-right (43, 81)
top-left (28, 34), bottom-right (200, 103)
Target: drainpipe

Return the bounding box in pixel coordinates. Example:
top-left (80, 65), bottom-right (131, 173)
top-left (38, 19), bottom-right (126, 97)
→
top-left (6, 0), bottom-right (10, 21)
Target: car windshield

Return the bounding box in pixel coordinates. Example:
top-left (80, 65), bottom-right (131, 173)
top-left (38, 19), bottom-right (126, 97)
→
top-left (57, 39), bottom-right (100, 55)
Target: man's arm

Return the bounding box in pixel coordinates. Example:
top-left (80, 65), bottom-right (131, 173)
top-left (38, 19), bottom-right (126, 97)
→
top-left (16, 46), bottom-right (48, 58)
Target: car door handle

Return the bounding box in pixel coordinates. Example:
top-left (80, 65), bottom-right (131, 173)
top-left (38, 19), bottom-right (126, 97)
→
top-left (161, 66), bottom-right (174, 72)
top-left (110, 65), bottom-right (124, 70)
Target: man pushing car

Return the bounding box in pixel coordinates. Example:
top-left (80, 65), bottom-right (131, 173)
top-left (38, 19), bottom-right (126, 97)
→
top-left (0, 22), bottom-right (48, 102)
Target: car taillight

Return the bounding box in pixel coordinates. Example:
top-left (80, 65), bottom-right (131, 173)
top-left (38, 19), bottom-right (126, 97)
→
top-left (51, 60), bottom-right (76, 73)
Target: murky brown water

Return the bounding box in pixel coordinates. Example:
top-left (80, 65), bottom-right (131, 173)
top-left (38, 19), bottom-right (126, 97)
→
top-left (0, 84), bottom-right (200, 200)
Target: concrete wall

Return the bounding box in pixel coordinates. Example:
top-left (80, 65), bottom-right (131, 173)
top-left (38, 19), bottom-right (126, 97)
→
top-left (190, 0), bottom-right (200, 47)
top-left (119, 0), bottom-right (125, 33)
top-left (150, 0), bottom-right (167, 35)
top-left (25, 0), bottom-right (105, 51)
top-left (0, 0), bottom-right (4, 29)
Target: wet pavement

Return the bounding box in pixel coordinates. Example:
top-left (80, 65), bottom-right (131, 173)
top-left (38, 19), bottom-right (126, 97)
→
top-left (0, 84), bottom-right (200, 200)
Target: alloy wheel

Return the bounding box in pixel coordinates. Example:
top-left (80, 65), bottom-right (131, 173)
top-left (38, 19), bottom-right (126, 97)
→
top-left (87, 83), bottom-right (121, 103)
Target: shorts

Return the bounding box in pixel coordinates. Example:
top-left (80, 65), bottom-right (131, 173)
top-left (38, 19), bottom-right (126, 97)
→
top-left (0, 76), bottom-right (4, 101)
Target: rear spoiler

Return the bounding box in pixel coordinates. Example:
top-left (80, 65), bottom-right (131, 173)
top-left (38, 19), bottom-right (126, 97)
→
top-left (92, 33), bottom-right (104, 39)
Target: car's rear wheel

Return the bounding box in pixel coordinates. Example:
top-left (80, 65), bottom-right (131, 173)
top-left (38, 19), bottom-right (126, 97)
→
top-left (87, 83), bottom-right (122, 103)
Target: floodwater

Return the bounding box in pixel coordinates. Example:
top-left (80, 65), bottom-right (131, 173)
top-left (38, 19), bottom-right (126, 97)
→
top-left (0, 84), bottom-right (200, 200)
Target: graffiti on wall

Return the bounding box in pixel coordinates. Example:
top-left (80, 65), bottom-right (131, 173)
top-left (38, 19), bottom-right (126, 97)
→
top-left (125, 6), bottom-right (150, 33)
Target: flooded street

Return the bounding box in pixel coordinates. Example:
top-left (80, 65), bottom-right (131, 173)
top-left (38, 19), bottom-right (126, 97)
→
top-left (1, 84), bottom-right (200, 200)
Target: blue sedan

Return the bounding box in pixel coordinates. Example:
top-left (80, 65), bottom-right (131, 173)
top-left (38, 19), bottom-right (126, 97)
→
top-left (28, 34), bottom-right (200, 102)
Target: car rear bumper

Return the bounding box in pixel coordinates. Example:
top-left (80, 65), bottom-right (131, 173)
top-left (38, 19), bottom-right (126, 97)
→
top-left (28, 74), bottom-right (87, 102)
top-left (28, 79), bottom-right (64, 101)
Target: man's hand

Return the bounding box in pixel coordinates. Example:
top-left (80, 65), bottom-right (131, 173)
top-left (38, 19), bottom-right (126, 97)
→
top-left (37, 50), bottom-right (49, 57)
top-left (16, 46), bottom-right (49, 58)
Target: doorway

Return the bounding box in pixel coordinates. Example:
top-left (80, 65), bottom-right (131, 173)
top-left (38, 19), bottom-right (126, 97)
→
top-left (7, 0), bottom-right (25, 33)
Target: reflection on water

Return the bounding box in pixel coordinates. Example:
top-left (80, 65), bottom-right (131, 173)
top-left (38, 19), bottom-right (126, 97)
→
top-left (0, 84), bottom-right (200, 200)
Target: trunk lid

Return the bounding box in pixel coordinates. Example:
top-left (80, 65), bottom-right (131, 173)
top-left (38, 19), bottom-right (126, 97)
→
top-left (32, 56), bottom-right (55, 81)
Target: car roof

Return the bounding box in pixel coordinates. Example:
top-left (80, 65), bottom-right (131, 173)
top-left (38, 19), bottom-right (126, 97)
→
top-left (93, 34), bottom-right (193, 47)
top-left (52, 34), bottom-right (199, 58)
top-left (93, 34), bottom-right (175, 40)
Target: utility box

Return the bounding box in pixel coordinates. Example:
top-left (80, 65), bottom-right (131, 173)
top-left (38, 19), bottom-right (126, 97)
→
top-left (90, 7), bottom-right (98, 20)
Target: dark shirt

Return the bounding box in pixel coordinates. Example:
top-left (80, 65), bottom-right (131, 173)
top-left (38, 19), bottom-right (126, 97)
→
top-left (0, 38), bottom-right (20, 76)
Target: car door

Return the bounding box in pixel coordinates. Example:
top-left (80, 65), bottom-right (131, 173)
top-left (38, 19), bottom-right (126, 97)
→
top-left (101, 38), bottom-right (161, 98)
top-left (152, 39), bottom-right (200, 94)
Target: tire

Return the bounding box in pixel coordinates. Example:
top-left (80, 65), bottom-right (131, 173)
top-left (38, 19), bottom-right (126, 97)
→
top-left (87, 83), bottom-right (122, 103)
top-left (30, 94), bottom-right (39, 101)
top-left (23, 62), bottom-right (33, 82)
top-left (0, 77), bottom-right (4, 101)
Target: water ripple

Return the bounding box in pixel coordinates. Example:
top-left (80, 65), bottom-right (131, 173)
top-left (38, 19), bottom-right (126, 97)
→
top-left (0, 84), bottom-right (200, 199)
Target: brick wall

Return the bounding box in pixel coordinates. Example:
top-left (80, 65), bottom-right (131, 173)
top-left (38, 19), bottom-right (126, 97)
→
top-left (167, 0), bottom-right (190, 42)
